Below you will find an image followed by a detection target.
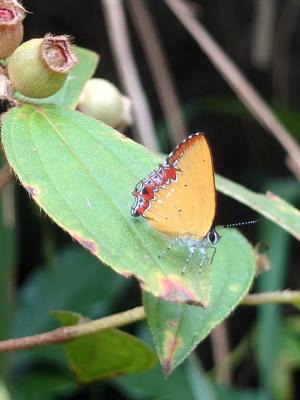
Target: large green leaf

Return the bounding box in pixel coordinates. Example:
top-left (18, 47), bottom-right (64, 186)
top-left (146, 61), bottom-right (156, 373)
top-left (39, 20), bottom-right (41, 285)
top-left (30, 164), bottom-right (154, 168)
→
top-left (2, 104), bottom-right (214, 306)
top-left (2, 104), bottom-right (298, 305)
top-left (53, 311), bottom-right (156, 382)
top-left (15, 46), bottom-right (99, 108)
top-left (143, 228), bottom-right (255, 375)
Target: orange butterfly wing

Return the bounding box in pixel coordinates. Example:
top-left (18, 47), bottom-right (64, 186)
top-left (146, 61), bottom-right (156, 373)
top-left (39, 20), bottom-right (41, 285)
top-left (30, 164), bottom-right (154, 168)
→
top-left (143, 134), bottom-right (216, 239)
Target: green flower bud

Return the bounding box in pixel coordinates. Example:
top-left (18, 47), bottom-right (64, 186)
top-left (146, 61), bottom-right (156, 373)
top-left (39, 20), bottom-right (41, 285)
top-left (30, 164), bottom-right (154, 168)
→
top-left (78, 78), bottom-right (132, 129)
top-left (7, 34), bottom-right (77, 98)
top-left (0, 0), bottom-right (25, 59)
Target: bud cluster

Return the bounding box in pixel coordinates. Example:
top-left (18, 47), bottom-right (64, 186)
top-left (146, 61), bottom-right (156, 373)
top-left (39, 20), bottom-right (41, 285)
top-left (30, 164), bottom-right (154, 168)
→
top-left (0, 0), bottom-right (132, 130)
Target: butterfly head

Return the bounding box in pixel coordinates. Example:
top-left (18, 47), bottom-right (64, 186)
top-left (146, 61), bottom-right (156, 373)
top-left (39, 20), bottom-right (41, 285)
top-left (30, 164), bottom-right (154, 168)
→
top-left (206, 228), bottom-right (220, 245)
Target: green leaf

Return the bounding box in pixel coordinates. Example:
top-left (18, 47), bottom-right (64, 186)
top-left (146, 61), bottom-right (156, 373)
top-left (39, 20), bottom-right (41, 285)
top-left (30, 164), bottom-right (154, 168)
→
top-left (143, 228), bottom-right (255, 374)
top-left (55, 312), bottom-right (156, 382)
top-left (2, 104), bottom-right (297, 306)
top-left (2, 104), bottom-right (214, 306)
top-left (216, 175), bottom-right (300, 241)
top-left (66, 329), bottom-right (156, 382)
top-left (15, 46), bottom-right (99, 108)
top-left (51, 309), bottom-right (87, 326)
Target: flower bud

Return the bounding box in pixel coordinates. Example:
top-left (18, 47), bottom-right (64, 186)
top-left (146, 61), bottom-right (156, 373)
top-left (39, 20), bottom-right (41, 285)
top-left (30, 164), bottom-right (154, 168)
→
top-left (7, 34), bottom-right (77, 98)
top-left (0, 0), bottom-right (25, 59)
top-left (77, 78), bottom-right (132, 129)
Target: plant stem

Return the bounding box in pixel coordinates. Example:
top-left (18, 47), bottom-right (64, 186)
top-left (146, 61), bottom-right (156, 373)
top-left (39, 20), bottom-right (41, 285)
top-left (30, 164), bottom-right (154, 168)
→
top-left (0, 306), bottom-right (146, 352)
top-left (0, 291), bottom-right (299, 353)
top-left (241, 290), bottom-right (300, 306)
top-left (0, 162), bottom-right (13, 192)
top-left (101, 0), bottom-right (159, 152)
top-left (210, 321), bottom-right (231, 384)
top-left (128, 0), bottom-right (187, 145)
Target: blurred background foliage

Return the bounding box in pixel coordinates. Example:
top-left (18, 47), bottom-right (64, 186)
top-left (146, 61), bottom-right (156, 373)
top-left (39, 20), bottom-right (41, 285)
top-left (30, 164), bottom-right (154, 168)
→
top-left (0, 0), bottom-right (300, 399)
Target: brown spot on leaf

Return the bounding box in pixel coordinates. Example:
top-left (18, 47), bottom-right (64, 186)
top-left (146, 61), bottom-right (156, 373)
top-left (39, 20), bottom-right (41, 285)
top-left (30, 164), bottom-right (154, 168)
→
top-left (25, 185), bottom-right (38, 198)
top-left (72, 233), bottom-right (98, 256)
top-left (162, 330), bottom-right (183, 376)
top-left (159, 274), bottom-right (200, 305)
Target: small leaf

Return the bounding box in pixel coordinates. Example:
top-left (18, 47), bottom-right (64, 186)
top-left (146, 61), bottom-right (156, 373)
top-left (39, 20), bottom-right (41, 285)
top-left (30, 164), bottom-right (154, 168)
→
top-left (143, 228), bottom-right (255, 375)
top-left (55, 312), bottom-right (156, 382)
top-left (65, 329), bottom-right (156, 382)
top-left (51, 310), bottom-right (86, 326)
top-left (15, 46), bottom-right (99, 108)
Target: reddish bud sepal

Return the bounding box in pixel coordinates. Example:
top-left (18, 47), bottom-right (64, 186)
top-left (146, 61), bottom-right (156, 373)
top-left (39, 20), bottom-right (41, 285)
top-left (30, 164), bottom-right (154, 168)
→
top-left (8, 34), bottom-right (77, 98)
top-left (0, 0), bottom-right (26, 59)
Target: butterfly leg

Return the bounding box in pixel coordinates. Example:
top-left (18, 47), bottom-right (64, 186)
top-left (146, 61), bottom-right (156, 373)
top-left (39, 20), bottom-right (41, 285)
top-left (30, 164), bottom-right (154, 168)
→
top-left (158, 237), bottom-right (179, 259)
top-left (210, 246), bottom-right (217, 264)
top-left (199, 246), bottom-right (216, 270)
top-left (181, 246), bottom-right (197, 275)
top-left (199, 247), bottom-right (209, 269)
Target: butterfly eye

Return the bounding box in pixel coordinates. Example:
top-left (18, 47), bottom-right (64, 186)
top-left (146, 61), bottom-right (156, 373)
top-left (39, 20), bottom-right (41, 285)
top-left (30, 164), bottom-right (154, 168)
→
top-left (207, 229), bottom-right (220, 245)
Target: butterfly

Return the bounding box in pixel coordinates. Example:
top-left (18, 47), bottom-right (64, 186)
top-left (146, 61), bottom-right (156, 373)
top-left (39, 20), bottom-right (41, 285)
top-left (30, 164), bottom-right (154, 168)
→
top-left (131, 132), bottom-right (220, 273)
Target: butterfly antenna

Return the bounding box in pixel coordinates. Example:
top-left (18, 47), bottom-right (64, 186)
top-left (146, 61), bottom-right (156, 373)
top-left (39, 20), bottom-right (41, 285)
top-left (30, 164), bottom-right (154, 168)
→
top-left (223, 219), bottom-right (262, 229)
